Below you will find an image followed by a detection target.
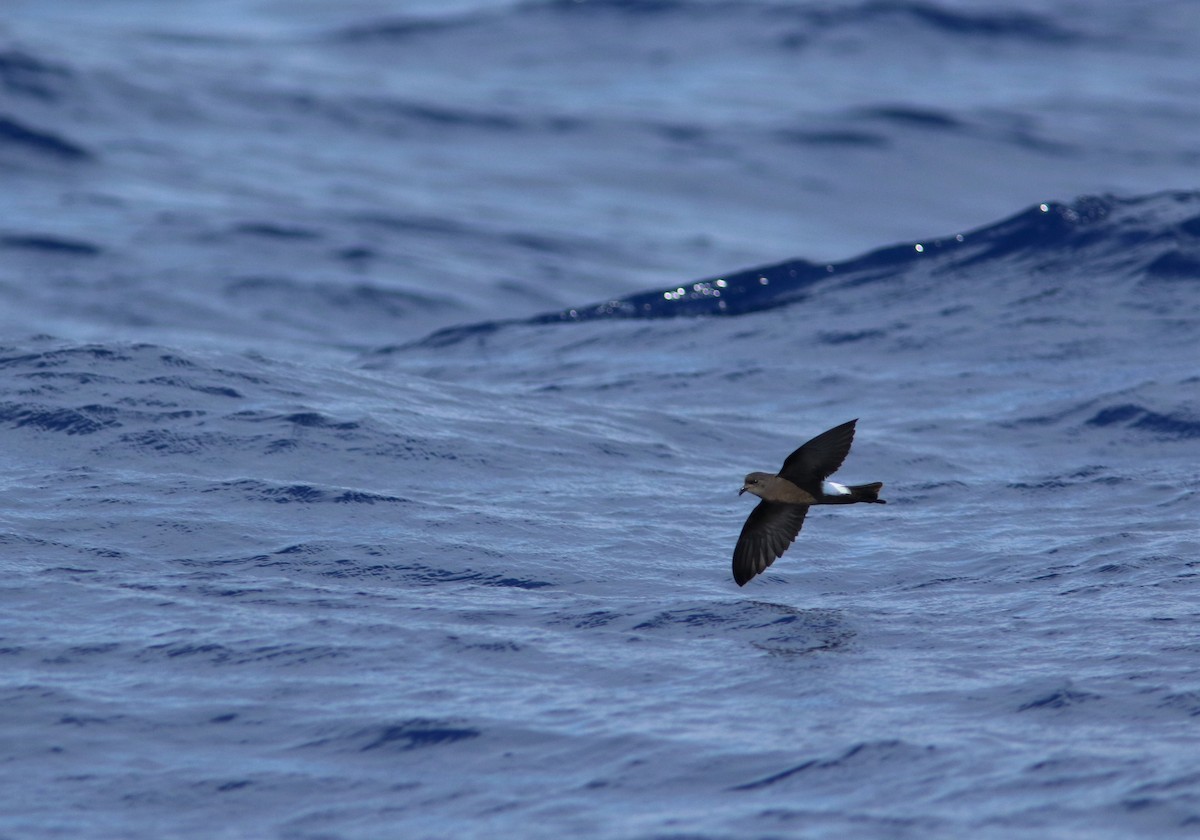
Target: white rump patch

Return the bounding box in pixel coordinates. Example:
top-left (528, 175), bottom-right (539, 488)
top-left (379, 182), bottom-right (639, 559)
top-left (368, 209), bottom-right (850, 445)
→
top-left (822, 481), bottom-right (851, 496)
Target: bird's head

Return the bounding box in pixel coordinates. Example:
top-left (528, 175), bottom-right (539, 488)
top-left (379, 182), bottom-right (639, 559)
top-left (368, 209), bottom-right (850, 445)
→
top-left (740, 472), bottom-right (773, 498)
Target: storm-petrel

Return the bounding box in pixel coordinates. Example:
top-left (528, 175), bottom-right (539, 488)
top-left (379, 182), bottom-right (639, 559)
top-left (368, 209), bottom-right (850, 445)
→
top-left (733, 419), bottom-right (885, 586)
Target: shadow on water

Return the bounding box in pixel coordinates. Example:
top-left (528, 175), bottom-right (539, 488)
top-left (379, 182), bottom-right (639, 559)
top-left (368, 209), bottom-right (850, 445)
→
top-left (629, 599), bottom-right (854, 656)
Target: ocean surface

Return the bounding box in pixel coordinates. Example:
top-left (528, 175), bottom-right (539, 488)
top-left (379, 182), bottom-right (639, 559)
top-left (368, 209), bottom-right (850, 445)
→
top-left (2, 1), bottom-right (1199, 837)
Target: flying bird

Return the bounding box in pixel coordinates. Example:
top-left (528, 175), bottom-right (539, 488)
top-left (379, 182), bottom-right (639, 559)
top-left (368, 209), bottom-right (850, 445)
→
top-left (734, 419), bottom-right (885, 586)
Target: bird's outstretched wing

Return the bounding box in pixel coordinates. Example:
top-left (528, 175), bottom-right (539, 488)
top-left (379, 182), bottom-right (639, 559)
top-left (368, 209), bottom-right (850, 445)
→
top-left (778, 419), bottom-right (857, 486)
top-left (732, 500), bottom-right (809, 586)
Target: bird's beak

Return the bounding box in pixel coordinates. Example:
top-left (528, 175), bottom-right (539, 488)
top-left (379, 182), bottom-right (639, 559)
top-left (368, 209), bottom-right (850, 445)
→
top-left (738, 486), bottom-right (747, 496)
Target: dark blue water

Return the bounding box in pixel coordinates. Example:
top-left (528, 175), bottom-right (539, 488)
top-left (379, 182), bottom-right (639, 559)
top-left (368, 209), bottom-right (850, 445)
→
top-left (2, 2), bottom-right (1199, 838)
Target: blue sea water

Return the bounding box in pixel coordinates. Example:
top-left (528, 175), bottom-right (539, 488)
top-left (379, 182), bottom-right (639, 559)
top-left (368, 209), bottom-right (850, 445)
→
top-left (2, 1), bottom-right (1199, 837)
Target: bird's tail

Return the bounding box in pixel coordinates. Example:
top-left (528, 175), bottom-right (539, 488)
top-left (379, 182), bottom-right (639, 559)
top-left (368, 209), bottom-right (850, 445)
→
top-left (849, 482), bottom-right (886, 504)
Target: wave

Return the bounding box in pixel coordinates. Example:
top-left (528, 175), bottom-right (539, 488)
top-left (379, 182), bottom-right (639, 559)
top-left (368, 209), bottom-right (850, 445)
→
top-left (0, 233), bottom-right (102, 255)
top-left (0, 113), bottom-right (91, 160)
top-left (1086, 403), bottom-right (1200, 440)
top-left (548, 191), bottom-right (1199, 320)
top-left (331, 0), bottom-right (1080, 46)
top-left (0, 48), bottom-right (74, 102)
top-left (393, 191), bottom-right (1200, 350)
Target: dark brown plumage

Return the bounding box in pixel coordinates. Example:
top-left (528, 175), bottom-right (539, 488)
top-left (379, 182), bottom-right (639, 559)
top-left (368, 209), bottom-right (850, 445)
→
top-left (733, 419), bottom-right (885, 586)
